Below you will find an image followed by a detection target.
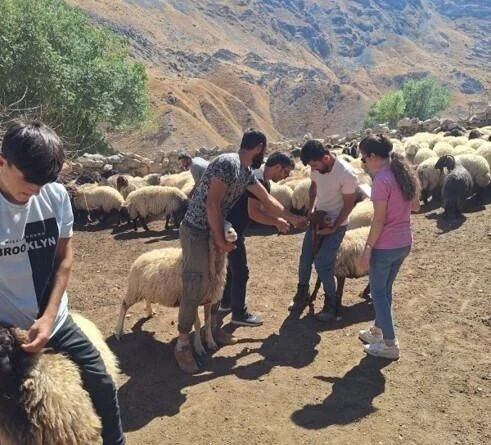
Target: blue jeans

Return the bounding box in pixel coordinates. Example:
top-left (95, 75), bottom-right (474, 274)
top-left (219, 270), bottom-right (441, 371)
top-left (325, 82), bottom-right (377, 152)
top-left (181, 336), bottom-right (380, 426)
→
top-left (298, 225), bottom-right (347, 308)
top-left (369, 246), bottom-right (411, 341)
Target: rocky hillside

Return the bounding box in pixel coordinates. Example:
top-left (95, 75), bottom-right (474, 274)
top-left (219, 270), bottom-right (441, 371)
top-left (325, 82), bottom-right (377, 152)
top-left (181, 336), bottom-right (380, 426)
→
top-left (69, 0), bottom-right (490, 156)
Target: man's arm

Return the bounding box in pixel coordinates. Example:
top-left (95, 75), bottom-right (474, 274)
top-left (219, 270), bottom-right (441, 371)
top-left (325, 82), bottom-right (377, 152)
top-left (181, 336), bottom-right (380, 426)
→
top-left (247, 182), bottom-right (307, 228)
top-left (207, 178), bottom-right (235, 252)
top-left (248, 197), bottom-right (290, 233)
top-left (308, 180), bottom-right (317, 216)
top-left (22, 237), bottom-right (73, 352)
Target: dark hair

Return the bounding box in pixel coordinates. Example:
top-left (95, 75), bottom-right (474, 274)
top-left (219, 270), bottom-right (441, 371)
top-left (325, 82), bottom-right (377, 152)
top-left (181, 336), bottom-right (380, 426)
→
top-left (240, 128), bottom-right (267, 151)
top-left (300, 140), bottom-right (329, 166)
top-left (177, 153), bottom-right (192, 161)
top-left (1, 120), bottom-right (64, 185)
top-left (359, 134), bottom-right (419, 201)
top-left (265, 151), bottom-right (295, 169)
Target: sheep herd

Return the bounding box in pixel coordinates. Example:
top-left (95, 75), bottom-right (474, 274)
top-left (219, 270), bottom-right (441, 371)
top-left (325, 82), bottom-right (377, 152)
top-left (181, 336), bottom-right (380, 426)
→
top-left (2, 125), bottom-right (490, 444)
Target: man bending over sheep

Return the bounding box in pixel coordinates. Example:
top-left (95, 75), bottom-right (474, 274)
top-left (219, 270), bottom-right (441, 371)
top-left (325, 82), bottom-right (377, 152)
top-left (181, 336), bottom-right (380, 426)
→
top-left (219, 151), bottom-right (296, 326)
top-left (0, 120), bottom-right (125, 445)
top-left (176, 128), bottom-right (307, 373)
top-left (178, 152), bottom-right (210, 185)
top-left (288, 140), bottom-right (357, 322)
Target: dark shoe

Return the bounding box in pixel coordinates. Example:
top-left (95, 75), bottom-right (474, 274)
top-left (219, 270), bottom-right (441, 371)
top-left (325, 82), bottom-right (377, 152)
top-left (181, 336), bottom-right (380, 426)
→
top-left (231, 312), bottom-right (263, 327)
top-left (218, 303), bottom-right (231, 313)
top-left (288, 284), bottom-right (310, 312)
top-left (315, 307), bottom-right (337, 323)
top-left (174, 343), bottom-right (199, 374)
top-left (213, 327), bottom-right (238, 346)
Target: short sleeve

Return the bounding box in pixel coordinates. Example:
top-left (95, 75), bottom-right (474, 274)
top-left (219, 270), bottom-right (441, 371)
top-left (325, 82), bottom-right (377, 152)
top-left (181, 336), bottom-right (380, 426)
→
top-left (371, 176), bottom-right (390, 202)
top-left (341, 169), bottom-right (357, 194)
top-left (59, 186), bottom-right (74, 238)
top-left (209, 155), bottom-right (236, 186)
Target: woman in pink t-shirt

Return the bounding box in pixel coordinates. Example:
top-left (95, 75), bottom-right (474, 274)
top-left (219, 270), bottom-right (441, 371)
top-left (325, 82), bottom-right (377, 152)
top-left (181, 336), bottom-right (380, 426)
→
top-left (357, 135), bottom-right (420, 360)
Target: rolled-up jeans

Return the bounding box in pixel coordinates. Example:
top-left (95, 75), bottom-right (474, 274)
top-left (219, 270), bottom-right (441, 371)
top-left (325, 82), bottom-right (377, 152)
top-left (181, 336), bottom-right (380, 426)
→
top-left (298, 225), bottom-right (347, 308)
top-left (369, 246), bottom-right (411, 341)
top-left (178, 221), bottom-right (210, 333)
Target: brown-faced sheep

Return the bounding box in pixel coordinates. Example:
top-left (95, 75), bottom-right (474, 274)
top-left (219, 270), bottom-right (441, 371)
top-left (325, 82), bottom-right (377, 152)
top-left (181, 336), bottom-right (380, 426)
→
top-left (0, 314), bottom-right (118, 445)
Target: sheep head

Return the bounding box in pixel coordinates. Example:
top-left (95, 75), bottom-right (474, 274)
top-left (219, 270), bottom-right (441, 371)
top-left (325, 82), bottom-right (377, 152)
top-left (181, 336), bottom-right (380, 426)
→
top-left (310, 210), bottom-right (332, 229)
top-left (435, 155), bottom-right (455, 172)
top-left (116, 175), bottom-right (129, 190)
top-left (224, 221), bottom-right (238, 243)
top-left (0, 327), bottom-right (32, 394)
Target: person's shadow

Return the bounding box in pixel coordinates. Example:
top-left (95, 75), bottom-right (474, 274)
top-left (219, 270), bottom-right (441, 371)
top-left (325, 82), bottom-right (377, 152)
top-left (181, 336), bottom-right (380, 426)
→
top-left (291, 356), bottom-right (392, 429)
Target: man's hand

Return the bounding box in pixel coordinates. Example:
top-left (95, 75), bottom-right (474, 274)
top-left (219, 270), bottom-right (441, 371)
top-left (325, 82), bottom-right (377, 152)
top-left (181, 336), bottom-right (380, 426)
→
top-left (21, 315), bottom-right (55, 353)
top-left (275, 218), bottom-right (290, 234)
top-left (316, 222), bottom-right (338, 236)
top-left (289, 214), bottom-right (308, 230)
top-left (215, 238), bottom-right (236, 253)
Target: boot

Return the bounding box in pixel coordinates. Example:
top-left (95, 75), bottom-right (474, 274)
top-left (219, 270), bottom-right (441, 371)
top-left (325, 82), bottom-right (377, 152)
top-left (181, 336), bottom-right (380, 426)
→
top-left (288, 284), bottom-right (310, 312)
top-left (315, 296), bottom-right (338, 322)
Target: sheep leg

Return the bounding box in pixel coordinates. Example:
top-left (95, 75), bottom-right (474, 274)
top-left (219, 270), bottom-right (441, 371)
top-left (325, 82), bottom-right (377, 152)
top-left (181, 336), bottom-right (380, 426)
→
top-left (145, 300), bottom-right (155, 317)
top-left (165, 214), bottom-right (171, 231)
top-left (360, 283), bottom-right (371, 300)
top-left (133, 218), bottom-right (139, 231)
top-left (142, 217), bottom-right (149, 231)
top-left (335, 276), bottom-right (345, 320)
top-left (193, 309), bottom-right (206, 356)
top-left (114, 300), bottom-right (130, 340)
top-left (203, 303), bottom-right (218, 351)
top-left (309, 276), bottom-right (322, 313)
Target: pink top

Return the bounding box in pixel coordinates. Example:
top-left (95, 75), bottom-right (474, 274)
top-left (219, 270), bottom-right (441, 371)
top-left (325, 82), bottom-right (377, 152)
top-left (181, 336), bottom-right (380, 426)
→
top-left (371, 166), bottom-right (412, 249)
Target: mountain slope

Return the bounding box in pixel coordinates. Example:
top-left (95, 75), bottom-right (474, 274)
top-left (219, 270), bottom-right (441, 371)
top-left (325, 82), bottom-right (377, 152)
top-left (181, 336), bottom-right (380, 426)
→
top-left (69, 0), bottom-right (490, 156)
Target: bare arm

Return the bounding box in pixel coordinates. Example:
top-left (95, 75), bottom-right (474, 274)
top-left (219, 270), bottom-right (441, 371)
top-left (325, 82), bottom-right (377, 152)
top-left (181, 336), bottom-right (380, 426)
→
top-left (248, 197), bottom-right (290, 232)
top-left (309, 180), bottom-right (317, 215)
top-left (333, 193), bottom-right (356, 228)
top-left (207, 178), bottom-right (235, 252)
top-left (247, 182), bottom-right (306, 228)
top-left (22, 237), bottom-right (73, 352)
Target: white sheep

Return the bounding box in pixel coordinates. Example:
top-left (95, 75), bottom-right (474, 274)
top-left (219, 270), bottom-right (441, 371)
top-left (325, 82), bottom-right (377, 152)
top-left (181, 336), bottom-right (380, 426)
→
top-left (269, 181), bottom-right (294, 210)
top-left (70, 185), bottom-right (124, 225)
top-left (114, 222), bottom-right (238, 356)
top-left (454, 153), bottom-right (491, 190)
top-left (309, 226), bottom-right (371, 316)
top-left (433, 141), bottom-right (455, 158)
top-left (160, 170), bottom-right (193, 188)
top-left (291, 178), bottom-right (312, 212)
top-left (143, 173), bottom-right (161, 185)
top-left (413, 147), bottom-right (437, 166)
top-left (416, 157), bottom-right (444, 204)
top-left (348, 199), bottom-right (373, 230)
top-left (0, 313), bottom-right (119, 445)
top-left (121, 185), bottom-right (189, 231)
top-left (476, 143), bottom-right (491, 170)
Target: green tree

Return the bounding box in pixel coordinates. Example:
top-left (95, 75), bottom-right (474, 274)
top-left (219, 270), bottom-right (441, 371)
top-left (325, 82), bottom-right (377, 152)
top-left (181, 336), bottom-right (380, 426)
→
top-left (0, 0), bottom-right (148, 153)
top-left (364, 91), bottom-right (406, 129)
top-left (402, 78), bottom-right (451, 121)
top-left (364, 78), bottom-right (450, 129)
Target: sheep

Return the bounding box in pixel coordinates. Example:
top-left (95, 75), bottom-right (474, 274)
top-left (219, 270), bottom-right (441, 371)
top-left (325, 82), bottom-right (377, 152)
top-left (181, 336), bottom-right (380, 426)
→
top-left (291, 178), bottom-right (312, 212)
top-left (160, 170), bottom-right (193, 188)
top-left (455, 153), bottom-right (491, 189)
top-left (348, 199), bottom-right (373, 229)
top-left (70, 185), bottom-right (124, 225)
top-left (437, 154), bottom-right (490, 199)
top-left (269, 181), bottom-right (294, 210)
top-left (143, 173), bottom-right (161, 185)
top-left (107, 174), bottom-right (132, 189)
top-left (435, 157), bottom-right (474, 218)
top-left (0, 313), bottom-right (118, 445)
top-left (413, 147), bottom-right (437, 166)
top-left (121, 185), bottom-right (189, 231)
top-left (308, 226), bottom-right (371, 317)
top-left (114, 222), bottom-right (238, 356)
top-left (433, 141), bottom-right (455, 157)
top-left (453, 145), bottom-right (475, 156)
top-left (416, 157), bottom-right (444, 204)
top-left (476, 143), bottom-right (491, 170)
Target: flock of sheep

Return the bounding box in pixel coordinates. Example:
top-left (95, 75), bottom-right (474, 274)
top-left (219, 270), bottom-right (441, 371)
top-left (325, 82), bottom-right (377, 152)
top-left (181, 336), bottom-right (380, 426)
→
top-left (1, 125), bottom-right (490, 444)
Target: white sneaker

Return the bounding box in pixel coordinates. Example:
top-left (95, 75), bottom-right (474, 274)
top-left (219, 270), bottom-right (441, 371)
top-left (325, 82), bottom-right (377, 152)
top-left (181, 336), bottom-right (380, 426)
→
top-left (364, 342), bottom-right (400, 360)
top-left (359, 326), bottom-right (383, 344)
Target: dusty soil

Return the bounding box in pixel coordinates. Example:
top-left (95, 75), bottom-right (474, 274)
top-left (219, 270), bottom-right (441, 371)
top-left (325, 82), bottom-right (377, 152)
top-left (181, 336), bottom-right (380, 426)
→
top-left (69, 199), bottom-right (491, 445)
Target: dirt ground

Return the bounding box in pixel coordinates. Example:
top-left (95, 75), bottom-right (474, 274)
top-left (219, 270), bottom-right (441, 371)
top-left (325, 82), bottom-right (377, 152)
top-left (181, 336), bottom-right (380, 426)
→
top-left (68, 198), bottom-right (491, 445)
